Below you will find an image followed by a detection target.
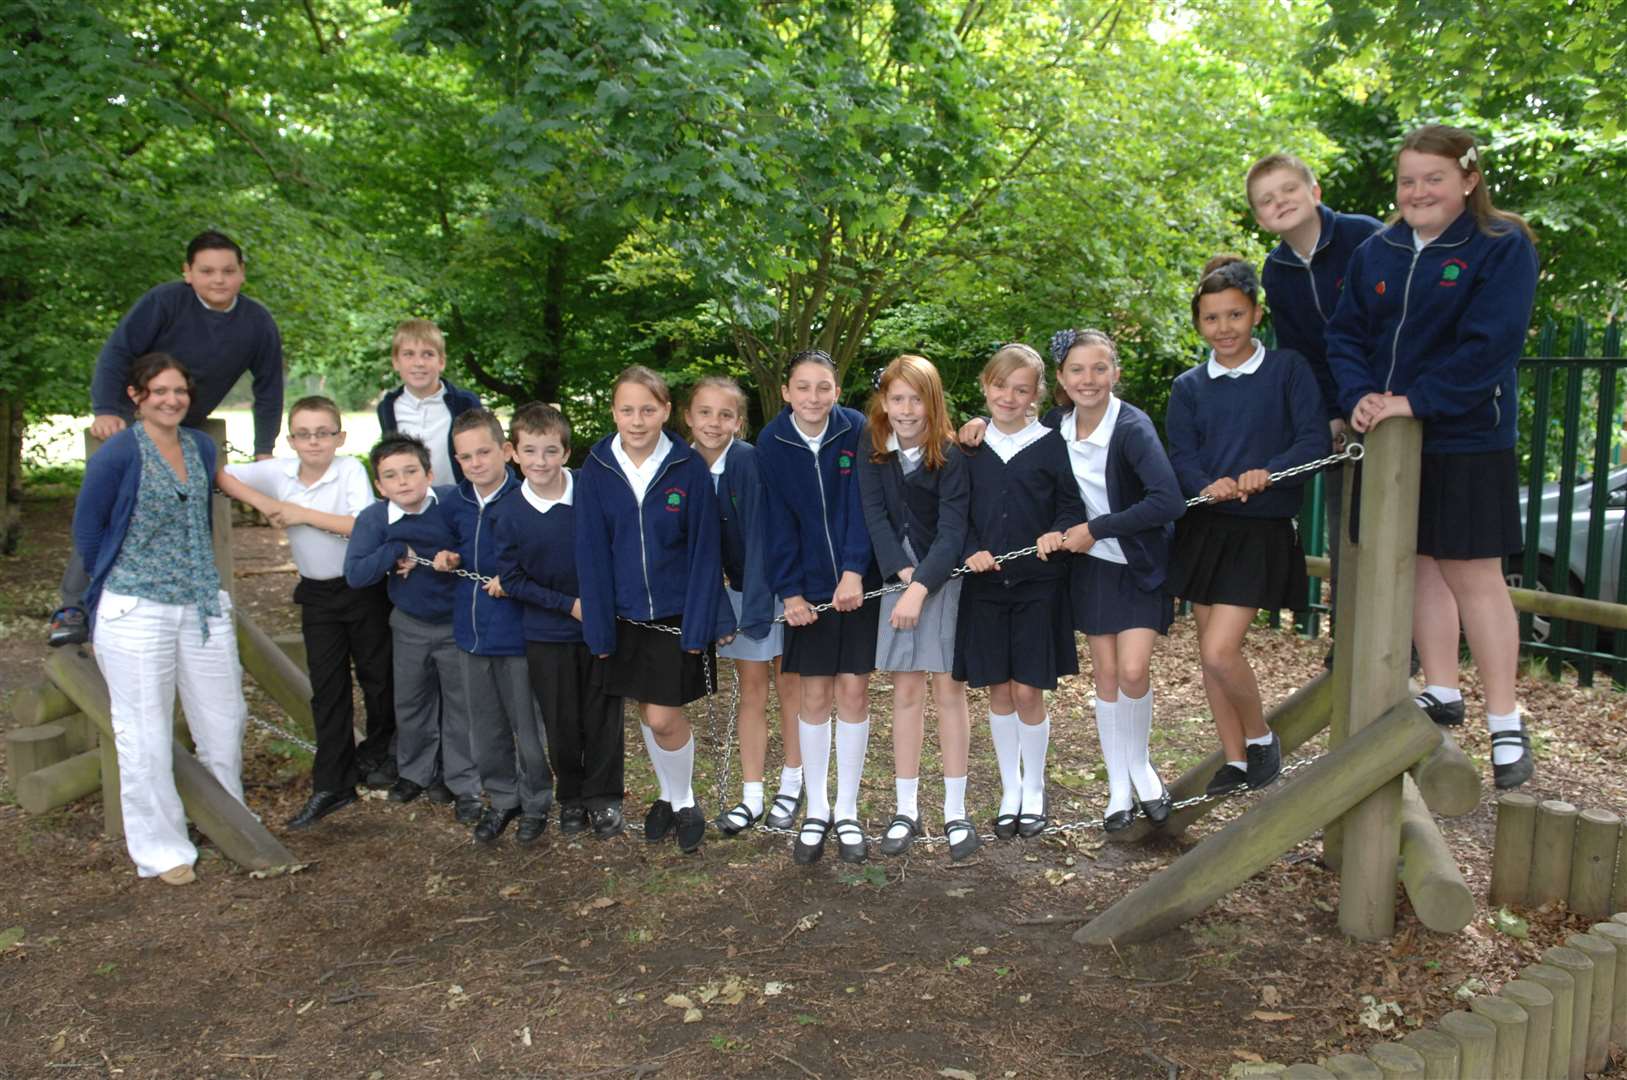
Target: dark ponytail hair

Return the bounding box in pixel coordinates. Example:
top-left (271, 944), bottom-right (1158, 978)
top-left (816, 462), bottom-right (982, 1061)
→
top-left (1190, 254), bottom-right (1261, 327)
top-left (783, 348), bottom-right (837, 383)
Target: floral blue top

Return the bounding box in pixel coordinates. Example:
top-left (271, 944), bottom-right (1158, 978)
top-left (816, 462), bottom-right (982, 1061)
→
top-left (103, 424), bottom-right (222, 637)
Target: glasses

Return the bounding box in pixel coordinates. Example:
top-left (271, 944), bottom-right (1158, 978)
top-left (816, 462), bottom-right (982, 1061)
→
top-left (289, 429), bottom-right (340, 442)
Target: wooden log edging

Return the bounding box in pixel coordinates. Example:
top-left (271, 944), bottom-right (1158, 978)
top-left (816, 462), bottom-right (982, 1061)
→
top-left (1487, 790), bottom-right (1627, 918)
top-left (1397, 776), bottom-right (1474, 933)
top-left (15, 750), bottom-right (101, 814)
top-left (5, 722), bottom-right (69, 788)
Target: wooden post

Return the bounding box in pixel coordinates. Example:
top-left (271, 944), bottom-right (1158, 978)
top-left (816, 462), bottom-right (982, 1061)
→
top-left (1398, 1028), bottom-right (1459, 1079)
top-left (1436, 1011), bottom-right (1495, 1077)
top-left (1324, 450), bottom-right (1363, 871)
top-left (1591, 921), bottom-right (1627, 1045)
top-left (1397, 776), bottom-right (1474, 933)
top-left (1564, 932), bottom-right (1615, 1074)
top-left (201, 417), bottom-right (234, 599)
top-left (1364, 1042), bottom-right (1425, 1078)
top-left (1498, 980), bottom-right (1554, 1080)
top-left (1406, 731), bottom-right (1481, 818)
top-left (1110, 673), bottom-right (1331, 844)
top-left (234, 607), bottom-right (315, 737)
top-left (0, 393), bottom-right (13, 556)
top-left (98, 731), bottom-right (123, 840)
top-left (1075, 701), bottom-right (1439, 946)
top-left (1488, 793), bottom-right (1537, 908)
top-left (16, 751), bottom-right (101, 814)
top-left (1522, 963), bottom-right (1576, 1080)
top-left (1528, 800), bottom-right (1579, 907)
top-left (1323, 1054), bottom-right (1382, 1079)
top-left (1467, 995), bottom-right (1527, 1080)
top-left (1541, 945), bottom-right (1594, 1080)
top-left (11, 682), bottom-right (76, 726)
top-left (1283, 1066), bottom-right (1338, 1080)
top-left (1613, 830), bottom-right (1627, 914)
top-left (1338, 418), bottom-right (1422, 941)
top-left (5, 723), bottom-right (69, 787)
top-left (1568, 810), bottom-right (1620, 919)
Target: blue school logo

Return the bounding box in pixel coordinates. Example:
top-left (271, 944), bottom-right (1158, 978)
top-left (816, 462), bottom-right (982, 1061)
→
top-left (663, 487), bottom-right (685, 512)
top-left (1439, 258), bottom-right (1468, 287)
top-left (836, 450), bottom-right (853, 475)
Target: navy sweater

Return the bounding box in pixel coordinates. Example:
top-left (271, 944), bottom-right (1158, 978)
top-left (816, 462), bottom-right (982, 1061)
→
top-left (856, 438), bottom-right (969, 594)
top-left (1041, 402), bottom-right (1186, 593)
top-left (488, 474), bottom-right (584, 644)
top-left (574, 431), bottom-right (733, 655)
top-left (91, 281), bottom-right (284, 454)
top-left (376, 379), bottom-right (483, 483)
top-left (756, 405), bottom-right (878, 604)
top-left (344, 487), bottom-right (460, 624)
top-left (715, 440), bottom-right (776, 640)
top-left (960, 428), bottom-right (1086, 587)
top-left (1261, 204), bottom-right (1385, 420)
top-left (72, 426), bottom-right (218, 618)
top-left (440, 470), bottom-right (526, 656)
top-left (1165, 349), bottom-right (1329, 519)
top-left (1325, 211), bottom-right (1539, 454)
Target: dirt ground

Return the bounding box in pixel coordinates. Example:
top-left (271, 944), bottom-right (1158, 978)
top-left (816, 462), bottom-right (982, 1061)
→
top-left (2, 488), bottom-right (1625, 1080)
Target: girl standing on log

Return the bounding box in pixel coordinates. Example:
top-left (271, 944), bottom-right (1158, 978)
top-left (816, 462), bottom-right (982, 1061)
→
top-left (1326, 124), bottom-right (1539, 789)
top-left (71, 352), bottom-right (251, 885)
top-left (1165, 257), bottom-right (1327, 798)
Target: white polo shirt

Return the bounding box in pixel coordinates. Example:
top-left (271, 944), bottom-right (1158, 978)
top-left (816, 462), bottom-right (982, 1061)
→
top-left (611, 431), bottom-right (672, 504)
top-left (1063, 397), bottom-right (1127, 565)
top-left (393, 382), bottom-right (454, 484)
top-left (226, 456), bottom-right (375, 580)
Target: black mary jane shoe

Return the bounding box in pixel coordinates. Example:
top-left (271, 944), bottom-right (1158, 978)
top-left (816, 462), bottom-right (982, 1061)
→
top-left (764, 790), bottom-right (802, 830)
top-left (285, 789), bottom-right (357, 830)
top-left (878, 814), bottom-right (921, 857)
top-left (1492, 728), bottom-right (1535, 790)
top-left (834, 819), bottom-right (869, 864)
top-left (992, 812), bottom-right (1020, 841)
top-left (1103, 806), bottom-right (1137, 834)
top-left (1136, 783), bottom-right (1173, 827)
top-left (793, 817), bottom-right (831, 865)
top-left (644, 799), bottom-right (676, 843)
top-left (1016, 796), bottom-right (1049, 839)
top-left (945, 819), bottom-right (983, 863)
top-left (715, 801), bottom-right (761, 836)
top-left (560, 805), bottom-right (590, 836)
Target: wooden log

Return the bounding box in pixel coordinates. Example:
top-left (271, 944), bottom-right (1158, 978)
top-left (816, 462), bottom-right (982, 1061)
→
top-left (1540, 945), bottom-right (1594, 1080)
top-left (44, 648), bottom-right (294, 871)
top-left (1568, 809), bottom-right (1621, 919)
top-left (271, 630), bottom-right (308, 673)
top-left (1467, 995), bottom-right (1527, 1080)
top-left (1398, 775), bottom-right (1474, 933)
top-left (1528, 800), bottom-right (1579, 907)
top-left (98, 732), bottom-right (122, 840)
top-left (5, 722), bottom-right (68, 787)
top-left (1521, 963), bottom-right (1576, 1080)
top-left (1406, 731), bottom-right (1480, 819)
top-left (1110, 672), bottom-right (1332, 844)
top-left (1437, 1011), bottom-right (1495, 1078)
top-left (1283, 1066), bottom-right (1338, 1080)
top-left (15, 750), bottom-right (100, 814)
top-left (1399, 1028), bottom-right (1460, 1080)
top-left (1365, 1042), bottom-right (1425, 1079)
top-left (1323, 1054), bottom-right (1382, 1079)
top-left (1564, 932), bottom-right (1614, 1074)
top-left (1614, 830), bottom-right (1627, 915)
top-left (1591, 921), bottom-right (1627, 1045)
top-left (1075, 701), bottom-right (1440, 946)
top-left (1498, 980), bottom-right (1554, 1080)
top-left (234, 608), bottom-right (315, 737)
top-left (1508, 583), bottom-right (1627, 630)
top-left (1616, 912), bottom-right (1627, 927)
top-left (56, 711), bottom-right (98, 755)
top-left (1487, 792), bottom-right (1538, 908)
top-left (11, 682), bottom-right (76, 727)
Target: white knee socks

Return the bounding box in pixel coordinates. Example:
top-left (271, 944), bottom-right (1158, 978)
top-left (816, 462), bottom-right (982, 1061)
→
top-left (1122, 688), bottom-right (1162, 799)
top-left (834, 717), bottom-right (870, 822)
top-left (1096, 697), bottom-right (1133, 816)
top-left (798, 715), bottom-right (832, 821)
top-left (640, 724), bottom-right (671, 804)
top-left (989, 710), bottom-right (1023, 817)
top-left (1018, 716), bottom-right (1050, 816)
top-left (650, 734), bottom-right (695, 811)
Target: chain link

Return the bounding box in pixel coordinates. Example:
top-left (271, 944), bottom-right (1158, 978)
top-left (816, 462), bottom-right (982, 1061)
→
top-left (248, 714), bottom-right (318, 755)
top-left (1183, 444), bottom-right (1363, 509)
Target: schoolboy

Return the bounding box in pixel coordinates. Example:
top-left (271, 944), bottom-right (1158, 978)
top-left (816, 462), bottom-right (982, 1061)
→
top-left (432, 409), bottom-right (554, 843)
top-left (344, 434), bottom-right (484, 825)
top-left (488, 404), bottom-right (626, 840)
top-left (376, 319), bottom-right (482, 486)
top-left (216, 396), bottom-right (392, 829)
top-left (1247, 153), bottom-right (1382, 638)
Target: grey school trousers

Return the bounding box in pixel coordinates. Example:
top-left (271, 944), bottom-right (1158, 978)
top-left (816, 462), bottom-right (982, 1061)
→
top-left (390, 608), bottom-right (479, 798)
top-left (462, 652), bottom-right (555, 815)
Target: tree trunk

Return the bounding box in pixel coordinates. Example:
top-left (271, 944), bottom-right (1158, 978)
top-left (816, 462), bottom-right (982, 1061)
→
top-left (0, 392), bottom-right (20, 555)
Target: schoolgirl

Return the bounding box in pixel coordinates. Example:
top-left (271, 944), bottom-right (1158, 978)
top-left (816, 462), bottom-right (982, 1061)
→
top-left (856, 355), bottom-right (979, 861)
top-left (956, 344), bottom-right (1086, 839)
top-left (757, 349), bottom-right (881, 864)
top-left (682, 377), bottom-right (806, 835)
top-left (1325, 124), bottom-right (1539, 789)
top-left (575, 366), bottom-right (735, 853)
top-left (1165, 256), bottom-right (1327, 796)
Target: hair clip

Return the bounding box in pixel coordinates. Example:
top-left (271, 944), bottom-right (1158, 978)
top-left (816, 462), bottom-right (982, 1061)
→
top-left (1048, 329), bottom-right (1079, 366)
top-left (1459, 145), bottom-right (1478, 170)
top-left (871, 366), bottom-right (886, 391)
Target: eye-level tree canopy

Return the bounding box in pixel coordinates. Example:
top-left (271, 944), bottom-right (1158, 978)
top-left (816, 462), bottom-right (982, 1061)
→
top-left (3, 0), bottom-right (1623, 457)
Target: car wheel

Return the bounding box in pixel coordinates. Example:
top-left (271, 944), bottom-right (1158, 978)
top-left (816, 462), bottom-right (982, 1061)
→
top-left (1505, 556), bottom-right (1556, 644)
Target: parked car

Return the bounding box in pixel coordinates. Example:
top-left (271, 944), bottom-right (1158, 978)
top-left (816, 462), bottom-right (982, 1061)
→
top-left (1505, 464), bottom-right (1627, 645)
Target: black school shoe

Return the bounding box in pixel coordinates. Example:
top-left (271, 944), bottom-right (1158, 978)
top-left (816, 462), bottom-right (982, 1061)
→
top-left (1245, 733), bottom-right (1281, 789)
top-left (454, 796), bottom-right (484, 826)
top-left (388, 778), bottom-right (424, 804)
top-left (945, 820), bottom-right (983, 862)
top-left (764, 790), bottom-right (802, 830)
top-left (1137, 782), bottom-right (1173, 827)
top-left (1492, 727), bottom-right (1535, 790)
top-left (834, 819), bottom-right (869, 863)
top-left (426, 782), bottom-right (455, 806)
top-left (674, 805), bottom-right (706, 853)
top-left (1103, 806), bottom-right (1137, 833)
top-left (515, 814), bottom-right (549, 845)
top-left (590, 805), bottom-right (625, 839)
top-left (1415, 691), bottom-right (1466, 727)
top-left (474, 806), bottom-right (521, 843)
top-left (644, 800), bottom-right (675, 842)
top-left (878, 814), bottom-right (920, 856)
top-left (793, 817), bottom-right (831, 864)
top-left (1205, 764), bottom-right (1248, 798)
top-left (560, 805), bottom-right (590, 836)
top-left (285, 789), bottom-right (357, 830)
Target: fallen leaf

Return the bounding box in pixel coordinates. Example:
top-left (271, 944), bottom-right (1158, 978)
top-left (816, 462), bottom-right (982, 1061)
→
top-left (945, 887), bottom-right (973, 898)
top-left (499, 884), bottom-right (524, 899)
top-left (520, 1025), bottom-right (532, 1047)
top-left (971, 946), bottom-right (990, 957)
top-left (763, 982), bottom-right (786, 996)
top-left (938, 1069), bottom-right (977, 1080)
top-left (1230, 1049), bottom-right (1263, 1062)
top-left (864, 962), bottom-right (896, 974)
top-left (682, 1007), bottom-right (703, 1024)
top-left (249, 862), bottom-right (311, 880)
top-left (0, 926), bottom-right (24, 951)
top-left (795, 911), bottom-right (822, 933)
top-left (1260, 984), bottom-right (1281, 1008)
top-left (663, 993), bottom-right (695, 1010)
top-left (1249, 1010), bottom-right (1295, 1022)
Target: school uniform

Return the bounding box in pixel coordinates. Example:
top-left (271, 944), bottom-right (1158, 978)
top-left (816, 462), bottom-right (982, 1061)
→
top-left (376, 378), bottom-right (482, 486)
top-left (1164, 342), bottom-right (1328, 611)
top-left (345, 486), bottom-right (479, 798)
top-left (712, 439), bottom-right (783, 663)
top-left (756, 405), bottom-right (881, 676)
top-left (575, 430), bottom-right (734, 707)
top-left (953, 420), bottom-right (1086, 690)
top-left (1046, 399), bottom-right (1184, 636)
top-left (856, 435), bottom-right (969, 673)
top-left (440, 470), bottom-right (554, 816)
top-left (1325, 211), bottom-right (1540, 559)
top-left (490, 471), bottom-right (625, 812)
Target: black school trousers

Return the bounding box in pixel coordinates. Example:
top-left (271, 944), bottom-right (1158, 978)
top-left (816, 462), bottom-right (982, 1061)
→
top-left (294, 576), bottom-right (395, 792)
top-left (525, 640), bottom-right (625, 809)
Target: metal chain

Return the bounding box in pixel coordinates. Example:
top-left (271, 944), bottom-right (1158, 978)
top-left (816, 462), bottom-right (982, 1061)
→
top-left (248, 713), bottom-right (318, 755)
top-left (1183, 444), bottom-right (1364, 509)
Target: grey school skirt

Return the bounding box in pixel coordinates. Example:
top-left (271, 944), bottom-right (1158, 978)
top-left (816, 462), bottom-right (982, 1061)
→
top-left (875, 575), bottom-right (961, 674)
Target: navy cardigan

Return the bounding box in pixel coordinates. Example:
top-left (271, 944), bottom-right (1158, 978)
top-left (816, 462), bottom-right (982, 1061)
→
top-left (376, 378), bottom-right (483, 483)
top-left (1040, 402), bottom-right (1185, 593)
top-left (344, 486), bottom-right (460, 624)
top-left (1325, 211), bottom-right (1539, 454)
top-left (439, 470), bottom-right (526, 656)
top-left (715, 439), bottom-right (775, 640)
top-left (960, 427), bottom-right (1086, 587)
top-left (756, 405), bottom-right (878, 604)
top-left (855, 437), bottom-right (969, 594)
top-left (574, 431), bottom-right (733, 655)
top-left (489, 473), bottom-right (584, 644)
top-left (73, 426), bottom-right (218, 618)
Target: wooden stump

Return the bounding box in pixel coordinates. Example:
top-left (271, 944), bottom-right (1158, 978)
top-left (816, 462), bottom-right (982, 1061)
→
top-left (1528, 800), bottom-right (1579, 907)
top-left (1397, 775), bottom-right (1473, 933)
top-left (1568, 809), bottom-right (1621, 919)
top-left (1398, 1028), bottom-right (1459, 1080)
top-left (1591, 921), bottom-right (1627, 1045)
top-left (1436, 1011), bottom-right (1495, 1078)
top-left (1540, 945), bottom-right (1594, 1080)
top-left (1283, 1066), bottom-right (1338, 1080)
top-left (1487, 792), bottom-right (1537, 908)
top-left (1468, 994), bottom-right (1527, 1080)
top-left (1613, 829), bottom-right (1627, 915)
top-left (5, 722), bottom-right (68, 787)
top-left (1498, 979), bottom-right (1554, 1080)
top-left (15, 750), bottom-right (100, 814)
top-left (1521, 963), bottom-right (1576, 1080)
top-left (1406, 731), bottom-right (1480, 818)
top-left (11, 681), bottom-right (76, 726)
top-left (1365, 1041), bottom-right (1425, 1079)
top-left (1323, 1053), bottom-right (1382, 1079)
top-left (1564, 932), bottom-right (1615, 1074)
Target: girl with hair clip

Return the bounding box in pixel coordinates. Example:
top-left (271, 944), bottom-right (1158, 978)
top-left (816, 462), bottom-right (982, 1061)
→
top-left (956, 344), bottom-right (1086, 840)
top-left (757, 349), bottom-right (881, 865)
top-left (1166, 256), bottom-right (1327, 798)
top-left (575, 365), bottom-right (735, 854)
top-left (681, 376), bottom-right (806, 836)
top-left (1326, 124), bottom-right (1539, 789)
top-left (856, 355), bottom-right (980, 861)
